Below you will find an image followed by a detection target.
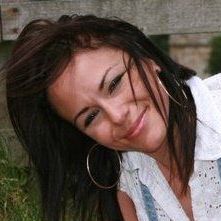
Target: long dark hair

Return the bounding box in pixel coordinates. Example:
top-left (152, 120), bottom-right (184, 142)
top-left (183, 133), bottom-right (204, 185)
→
top-left (2, 14), bottom-right (196, 221)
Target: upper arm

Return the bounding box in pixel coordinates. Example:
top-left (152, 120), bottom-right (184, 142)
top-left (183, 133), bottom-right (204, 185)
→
top-left (117, 190), bottom-right (139, 221)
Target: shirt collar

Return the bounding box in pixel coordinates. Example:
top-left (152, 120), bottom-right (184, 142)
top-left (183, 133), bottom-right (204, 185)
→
top-left (186, 75), bottom-right (221, 160)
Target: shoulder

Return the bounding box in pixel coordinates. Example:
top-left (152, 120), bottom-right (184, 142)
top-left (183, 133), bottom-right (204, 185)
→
top-left (117, 190), bottom-right (139, 221)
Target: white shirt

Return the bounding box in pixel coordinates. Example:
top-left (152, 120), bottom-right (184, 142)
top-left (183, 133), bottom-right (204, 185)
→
top-left (118, 73), bottom-right (221, 221)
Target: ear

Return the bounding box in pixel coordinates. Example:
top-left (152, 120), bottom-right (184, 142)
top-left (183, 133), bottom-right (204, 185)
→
top-left (149, 59), bottom-right (161, 73)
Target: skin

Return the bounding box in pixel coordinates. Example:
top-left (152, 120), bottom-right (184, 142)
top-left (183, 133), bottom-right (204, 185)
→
top-left (47, 46), bottom-right (194, 220)
top-left (117, 191), bottom-right (139, 221)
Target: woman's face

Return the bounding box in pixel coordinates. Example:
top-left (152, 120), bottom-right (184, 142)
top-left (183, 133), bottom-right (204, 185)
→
top-left (48, 47), bottom-right (169, 156)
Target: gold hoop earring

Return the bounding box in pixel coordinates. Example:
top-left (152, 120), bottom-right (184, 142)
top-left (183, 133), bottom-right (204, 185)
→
top-left (156, 72), bottom-right (188, 107)
top-left (86, 143), bottom-right (122, 189)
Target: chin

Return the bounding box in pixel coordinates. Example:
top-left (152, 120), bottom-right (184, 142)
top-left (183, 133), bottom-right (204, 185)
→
top-left (137, 126), bottom-right (167, 155)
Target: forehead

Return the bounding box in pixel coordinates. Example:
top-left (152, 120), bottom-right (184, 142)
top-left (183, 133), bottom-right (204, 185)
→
top-left (47, 47), bottom-right (127, 120)
top-left (71, 47), bottom-right (126, 82)
top-left (51, 47), bottom-right (126, 87)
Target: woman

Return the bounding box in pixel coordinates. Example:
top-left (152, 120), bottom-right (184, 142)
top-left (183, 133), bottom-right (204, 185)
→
top-left (2, 14), bottom-right (221, 221)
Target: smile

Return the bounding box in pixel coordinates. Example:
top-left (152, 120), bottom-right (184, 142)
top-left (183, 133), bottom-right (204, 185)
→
top-left (123, 107), bottom-right (147, 140)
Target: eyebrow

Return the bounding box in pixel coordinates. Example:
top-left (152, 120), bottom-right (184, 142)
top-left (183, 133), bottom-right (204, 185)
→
top-left (72, 63), bottom-right (119, 126)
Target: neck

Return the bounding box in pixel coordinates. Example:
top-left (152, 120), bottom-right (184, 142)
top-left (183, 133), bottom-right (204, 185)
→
top-left (148, 124), bottom-right (181, 176)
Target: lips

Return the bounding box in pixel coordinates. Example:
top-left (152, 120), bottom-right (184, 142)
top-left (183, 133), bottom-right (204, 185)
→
top-left (123, 107), bottom-right (147, 139)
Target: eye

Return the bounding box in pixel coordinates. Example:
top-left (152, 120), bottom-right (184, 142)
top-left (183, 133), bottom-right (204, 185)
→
top-left (84, 109), bottom-right (100, 128)
top-left (108, 71), bottom-right (126, 94)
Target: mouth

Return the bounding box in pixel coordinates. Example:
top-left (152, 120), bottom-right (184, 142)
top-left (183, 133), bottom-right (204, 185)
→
top-left (123, 107), bottom-right (147, 140)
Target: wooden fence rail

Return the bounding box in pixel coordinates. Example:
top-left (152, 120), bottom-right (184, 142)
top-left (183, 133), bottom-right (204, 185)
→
top-left (1, 0), bottom-right (221, 42)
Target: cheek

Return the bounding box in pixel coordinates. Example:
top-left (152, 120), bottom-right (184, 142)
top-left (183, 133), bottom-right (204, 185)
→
top-left (86, 122), bottom-right (113, 147)
top-left (86, 122), bottom-right (127, 150)
top-left (134, 72), bottom-right (169, 121)
top-left (129, 70), bottom-right (152, 102)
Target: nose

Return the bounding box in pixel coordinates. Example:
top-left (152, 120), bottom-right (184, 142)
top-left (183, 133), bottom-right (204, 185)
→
top-left (100, 101), bottom-right (129, 125)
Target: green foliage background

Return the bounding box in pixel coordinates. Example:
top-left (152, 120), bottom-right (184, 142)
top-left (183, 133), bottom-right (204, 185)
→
top-left (150, 35), bottom-right (169, 54)
top-left (208, 35), bottom-right (221, 75)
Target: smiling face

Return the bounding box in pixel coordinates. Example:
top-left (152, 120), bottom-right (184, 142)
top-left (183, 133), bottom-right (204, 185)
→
top-left (48, 47), bottom-right (169, 158)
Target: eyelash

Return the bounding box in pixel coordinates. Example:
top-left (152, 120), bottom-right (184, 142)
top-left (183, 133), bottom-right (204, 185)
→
top-left (84, 109), bottom-right (100, 127)
top-left (84, 71), bottom-right (125, 128)
top-left (108, 72), bottom-right (125, 94)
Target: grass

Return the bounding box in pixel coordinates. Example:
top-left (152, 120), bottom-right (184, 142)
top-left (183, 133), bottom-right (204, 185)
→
top-left (0, 135), bottom-right (41, 221)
